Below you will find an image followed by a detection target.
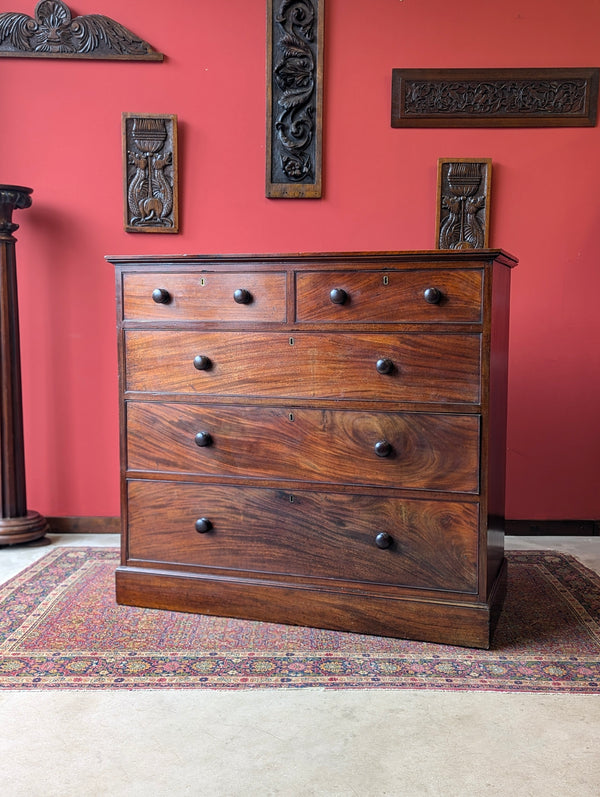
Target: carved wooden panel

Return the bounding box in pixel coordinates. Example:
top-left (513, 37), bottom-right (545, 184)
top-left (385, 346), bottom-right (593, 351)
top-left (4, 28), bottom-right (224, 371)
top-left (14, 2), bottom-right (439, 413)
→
top-left (122, 114), bottom-right (178, 234)
top-left (392, 69), bottom-right (599, 127)
top-left (436, 159), bottom-right (492, 250)
top-left (0, 1), bottom-right (162, 60)
top-left (266, 0), bottom-right (324, 198)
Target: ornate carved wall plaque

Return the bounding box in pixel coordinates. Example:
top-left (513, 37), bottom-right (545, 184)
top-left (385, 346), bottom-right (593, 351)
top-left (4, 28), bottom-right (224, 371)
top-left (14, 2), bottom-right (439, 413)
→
top-left (266, 0), bottom-right (324, 198)
top-left (436, 159), bottom-right (492, 250)
top-left (0, 1), bottom-right (163, 60)
top-left (392, 69), bottom-right (599, 127)
top-left (123, 114), bottom-right (178, 233)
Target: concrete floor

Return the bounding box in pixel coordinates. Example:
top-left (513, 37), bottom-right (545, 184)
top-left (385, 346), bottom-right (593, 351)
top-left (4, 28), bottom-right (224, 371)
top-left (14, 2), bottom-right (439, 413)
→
top-left (1, 533), bottom-right (599, 797)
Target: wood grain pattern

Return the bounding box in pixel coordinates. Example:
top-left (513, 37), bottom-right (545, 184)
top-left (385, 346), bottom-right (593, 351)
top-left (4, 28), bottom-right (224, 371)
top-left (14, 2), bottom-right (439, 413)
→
top-left (296, 269), bottom-right (483, 322)
top-left (116, 565), bottom-right (501, 648)
top-left (108, 250), bottom-right (517, 647)
top-left (122, 272), bottom-right (287, 322)
top-left (127, 480), bottom-right (478, 593)
top-left (126, 402), bottom-right (480, 492)
top-left (125, 330), bottom-right (481, 404)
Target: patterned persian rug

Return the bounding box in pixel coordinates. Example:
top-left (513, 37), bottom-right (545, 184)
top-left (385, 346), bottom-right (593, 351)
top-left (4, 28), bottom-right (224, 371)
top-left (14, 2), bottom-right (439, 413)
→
top-left (1, 547), bottom-right (599, 692)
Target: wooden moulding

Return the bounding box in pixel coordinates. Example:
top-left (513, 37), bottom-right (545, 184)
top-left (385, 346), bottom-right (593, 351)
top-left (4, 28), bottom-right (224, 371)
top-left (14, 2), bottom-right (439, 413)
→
top-left (392, 68), bottom-right (599, 127)
top-left (47, 516), bottom-right (120, 534)
top-left (122, 113), bottom-right (178, 234)
top-left (266, 0), bottom-right (324, 198)
top-left (0, 1), bottom-right (163, 60)
top-left (115, 561), bottom-right (506, 649)
top-left (436, 158), bottom-right (492, 250)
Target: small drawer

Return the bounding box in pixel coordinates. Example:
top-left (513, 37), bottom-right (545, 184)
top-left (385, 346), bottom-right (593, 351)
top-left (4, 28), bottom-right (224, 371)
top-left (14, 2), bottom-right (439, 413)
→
top-left (126, 403), bottom-right (480, 493)
top-left (125, 330), bottom-right (481, 404)
top-left (127, 480), bottom-right (479, 593)
top-left (122, 272), bottom-right (287, 322)
top-left (295, 269), bottom-right (483, 323)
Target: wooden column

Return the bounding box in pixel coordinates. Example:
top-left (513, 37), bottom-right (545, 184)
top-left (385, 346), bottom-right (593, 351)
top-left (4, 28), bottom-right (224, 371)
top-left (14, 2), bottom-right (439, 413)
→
top-left (0, 185), bottom-right (49, 544)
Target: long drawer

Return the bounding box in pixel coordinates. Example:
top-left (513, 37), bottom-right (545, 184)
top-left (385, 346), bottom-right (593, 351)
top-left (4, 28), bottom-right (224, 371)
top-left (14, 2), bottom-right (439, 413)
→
top-left (126, 402), bottom-right (480, 492)
top-left (126, 480), bottom-right (479, 593)
top-left (295, 269), bottom-right (483, 323)
top-left (125, 331), bottom-right (481, 404)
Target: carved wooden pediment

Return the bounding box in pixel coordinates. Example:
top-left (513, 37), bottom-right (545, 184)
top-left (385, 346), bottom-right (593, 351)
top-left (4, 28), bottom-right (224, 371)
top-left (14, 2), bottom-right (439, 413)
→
top-left (0, 0), bottom-right (163, 60)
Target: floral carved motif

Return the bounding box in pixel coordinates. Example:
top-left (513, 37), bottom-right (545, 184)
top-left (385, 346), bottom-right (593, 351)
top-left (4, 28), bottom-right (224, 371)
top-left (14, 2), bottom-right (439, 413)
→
top-left (407, 80), bottom-right (587, 116)
top-left (392, 69), bottom-right (599, 127)
top-left (267, 0), bottom-right (324, 198)
top-left (0, 0), bottom-right (162, 60)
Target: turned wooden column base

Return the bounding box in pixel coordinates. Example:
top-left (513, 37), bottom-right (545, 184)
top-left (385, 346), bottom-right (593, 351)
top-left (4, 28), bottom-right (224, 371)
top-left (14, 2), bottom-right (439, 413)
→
top-left (0, 511), bottom-right (50, 545)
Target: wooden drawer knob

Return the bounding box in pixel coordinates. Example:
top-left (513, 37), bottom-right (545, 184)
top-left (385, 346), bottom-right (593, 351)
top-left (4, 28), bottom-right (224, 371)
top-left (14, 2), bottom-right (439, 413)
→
top-left (194, 431), bottom-right (213, 447)
top-left (193, 355), bottom-right (212, 371)
top-left (374, 440), bottom-right (393, 457)
top-left (376, 358), bottom-right (394, 375)
top-left (375, 532), bottom-right (393, 549)
top-left (329, 288), bottom-right (348, 305)
top-left (151, 287), bottom-right (171, 304)
top-left (195, 518), bottom-right (213, 533)
top-left (423, 287), bottom-right (442, 304)
top-left (233, 288), bottom-right (252, 304)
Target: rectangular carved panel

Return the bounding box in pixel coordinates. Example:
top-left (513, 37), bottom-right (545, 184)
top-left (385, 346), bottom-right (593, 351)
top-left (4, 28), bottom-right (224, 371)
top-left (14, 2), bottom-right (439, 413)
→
top-left (122, 113), bottom-right (178, 233)
top-left (266, 0), bottom-right (324, 198)
top-left (392, 68), bottom-right (599, 127)
top-left (436, 159), bottom-right (492, 250)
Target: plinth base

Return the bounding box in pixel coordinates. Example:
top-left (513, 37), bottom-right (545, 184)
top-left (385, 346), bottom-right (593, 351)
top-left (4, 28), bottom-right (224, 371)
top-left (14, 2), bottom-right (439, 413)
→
top-left (0, 511), bottom-right (50, 545)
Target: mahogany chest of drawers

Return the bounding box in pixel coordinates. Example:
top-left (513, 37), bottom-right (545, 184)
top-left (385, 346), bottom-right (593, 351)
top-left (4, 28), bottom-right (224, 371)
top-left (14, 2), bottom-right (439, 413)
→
top-left (108, 249), bottom-right (517, 648)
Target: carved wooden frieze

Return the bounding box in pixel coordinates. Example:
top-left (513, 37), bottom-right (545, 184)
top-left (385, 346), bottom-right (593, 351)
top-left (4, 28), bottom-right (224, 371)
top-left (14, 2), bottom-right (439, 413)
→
top-left (266, 0), bottom-right (324, 198)
top-left (123, 114), bottom-right (178, 233)
top-left (0, 1), bottom-right (162, 60)
top-left (392, 69), bottom-right (599, 127)
top-left (436, 159), bottom-right (492, 250)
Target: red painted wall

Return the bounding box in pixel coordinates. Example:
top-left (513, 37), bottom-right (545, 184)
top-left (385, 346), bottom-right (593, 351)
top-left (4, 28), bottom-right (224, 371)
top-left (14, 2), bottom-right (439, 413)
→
top-left (2, 0), bottom-right (599, 519)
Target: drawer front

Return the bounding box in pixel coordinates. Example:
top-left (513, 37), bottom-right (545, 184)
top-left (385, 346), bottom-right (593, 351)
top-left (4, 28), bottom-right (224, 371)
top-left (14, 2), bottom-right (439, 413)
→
top-left (125, 331), bottom-right (481, 404)
top-left (128, 481), bottom-right (478, 592)
top-left (127, 480), bottom-right (479, 593)
top-left (122, 272), bottom-right (287, 322)
top-left (296, 269), bottom-right (483, 323)
top-left (127, 403), bottom-right (480, 492)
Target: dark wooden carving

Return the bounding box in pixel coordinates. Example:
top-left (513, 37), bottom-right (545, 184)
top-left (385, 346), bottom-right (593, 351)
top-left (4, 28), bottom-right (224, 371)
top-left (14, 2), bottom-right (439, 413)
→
top-left (392, 68), bottom-right (599, 127)
top-left (266, 0), bottom-right (324, 198)
top-left (123, 113), bottom-right (178, 233)
top-left (0, 1), bottom-right (163, 60)
top-left (0, 185), bottom-right (49, 544)
top-left (436, 158), bottom-right (492, 250)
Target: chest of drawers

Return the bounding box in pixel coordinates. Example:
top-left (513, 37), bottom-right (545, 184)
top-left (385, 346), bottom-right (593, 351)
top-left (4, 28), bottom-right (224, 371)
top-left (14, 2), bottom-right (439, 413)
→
top-left (108, 249), bottom-right (517, 648)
